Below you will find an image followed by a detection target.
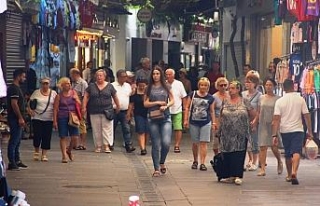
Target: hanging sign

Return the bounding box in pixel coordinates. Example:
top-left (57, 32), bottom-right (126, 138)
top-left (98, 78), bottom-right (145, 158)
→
top-left (137, 8), bottom-right (152, 23)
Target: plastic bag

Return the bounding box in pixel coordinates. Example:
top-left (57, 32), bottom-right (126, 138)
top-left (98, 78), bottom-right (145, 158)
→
top-left (305, 139), bottom-right (318, 160)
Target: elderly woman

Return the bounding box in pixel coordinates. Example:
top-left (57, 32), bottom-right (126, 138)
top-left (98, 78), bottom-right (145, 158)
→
top-left (53, 77), bottom-right (80, 163)
top-left (28, 77), bottom-right (57, 161)
top-left (242, 74), bottom-right (262, 171)
top-left (144, 66), bottom-right (174, 177)
top-left (184, 77), bottom-right (215, 171)
top-left (218, 81), bottom-right (256, 185)
top-left (212, 77), bottom-right (229, 155)
top-left (82, 69), bottom-right (120, 153)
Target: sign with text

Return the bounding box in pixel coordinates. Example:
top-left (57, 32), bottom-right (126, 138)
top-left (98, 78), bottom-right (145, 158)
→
top-left (137, 8), bottom-right (152, 23)
top-left (189, 31), bottom-right (208, 43)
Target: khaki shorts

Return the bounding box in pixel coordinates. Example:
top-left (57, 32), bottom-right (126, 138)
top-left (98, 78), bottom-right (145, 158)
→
top-left (79, 118), bottom-right (87, 134)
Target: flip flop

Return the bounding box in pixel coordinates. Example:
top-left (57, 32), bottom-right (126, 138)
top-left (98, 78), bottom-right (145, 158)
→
top-left (174, 146), bottom-right (181, 153)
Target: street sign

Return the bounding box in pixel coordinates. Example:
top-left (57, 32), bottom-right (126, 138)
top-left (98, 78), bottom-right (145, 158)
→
top-left (137, 8), bottom-right (152, 23)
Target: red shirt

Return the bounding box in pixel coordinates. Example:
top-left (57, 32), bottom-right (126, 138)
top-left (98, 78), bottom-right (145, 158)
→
top-left (206, 71), bottom-right (224, 95)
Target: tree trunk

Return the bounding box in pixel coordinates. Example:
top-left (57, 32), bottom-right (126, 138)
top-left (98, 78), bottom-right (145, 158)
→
top-left (230, 15), bottom-right (239, 78)
top-left (240, 16), bottom-right (246, 68)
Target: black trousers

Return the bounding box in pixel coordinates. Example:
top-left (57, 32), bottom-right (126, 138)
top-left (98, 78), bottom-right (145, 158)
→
top-left (32, 120), bottom-right (53, 150)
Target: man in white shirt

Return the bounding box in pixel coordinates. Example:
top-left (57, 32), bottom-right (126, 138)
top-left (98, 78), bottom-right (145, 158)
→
top-left (272, 79), bottom-right (313, 185)
top-left (165, 68), bottom-right (187, 153)
top-left (112, 69), bottom-right (135, 153)
top-left (82, 61), bottom-right (93, 83)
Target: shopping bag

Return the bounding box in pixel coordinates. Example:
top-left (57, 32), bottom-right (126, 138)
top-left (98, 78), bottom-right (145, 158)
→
top-left (305, 139), bottom-right (318, 160)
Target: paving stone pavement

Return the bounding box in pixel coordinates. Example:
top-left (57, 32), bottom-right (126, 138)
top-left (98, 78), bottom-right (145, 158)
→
top-left (2, 129), bottom-right (320, 206)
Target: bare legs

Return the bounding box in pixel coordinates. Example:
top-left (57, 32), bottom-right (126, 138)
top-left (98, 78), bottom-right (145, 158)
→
top-left (192, 142), bottom-right (208, 170)
top-left (258, 145), bottom-right (283, 176)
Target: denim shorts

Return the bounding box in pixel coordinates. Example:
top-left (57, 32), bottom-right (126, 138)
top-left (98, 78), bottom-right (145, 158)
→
top-left (189, 122), bottom-right (211, 143)
top-left (281, 132), bottom-right (304, 158)
top-left (134, 115), bottom-right (149, 134)
top-left (58, 117), bottom-right (80, 138)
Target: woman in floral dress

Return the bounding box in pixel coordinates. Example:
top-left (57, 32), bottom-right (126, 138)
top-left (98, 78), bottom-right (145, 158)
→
top-left (218, 81), bottom-right (256, 185)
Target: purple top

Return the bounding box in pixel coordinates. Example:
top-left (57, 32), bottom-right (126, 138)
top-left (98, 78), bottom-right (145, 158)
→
top-left (58, 94), bottom-right (76, 118)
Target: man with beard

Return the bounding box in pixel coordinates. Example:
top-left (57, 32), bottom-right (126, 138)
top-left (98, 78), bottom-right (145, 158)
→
top-left (7, 69), bottom-right (28, 170)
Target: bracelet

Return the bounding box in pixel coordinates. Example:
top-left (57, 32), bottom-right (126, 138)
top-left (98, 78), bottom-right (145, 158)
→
top-left (272, 135), bottom-right (278, 138)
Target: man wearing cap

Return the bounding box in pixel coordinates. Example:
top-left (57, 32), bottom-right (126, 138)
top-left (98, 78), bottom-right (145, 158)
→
top-left (70, 68), bottom-right (88, 150)
top-left (166, 68), bottom-right (187, 153)
top-left (178, 68), bottom-right (191, 94)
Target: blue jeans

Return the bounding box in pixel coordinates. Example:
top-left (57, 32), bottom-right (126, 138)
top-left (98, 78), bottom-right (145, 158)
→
top-left (7, 117), bottom-right (23, 163)
top-left (113, 110), bottom-right (132, 146)
top-left (148, 115), bottom-right (172, 170)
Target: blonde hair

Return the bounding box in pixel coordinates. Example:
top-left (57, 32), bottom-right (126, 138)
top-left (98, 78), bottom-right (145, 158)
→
top-left (198, 77), bottom-right (210, 91)
top-left (215, 77), bottom-right (229, 90)
top-left (57, 77), bottom-right (71, 89)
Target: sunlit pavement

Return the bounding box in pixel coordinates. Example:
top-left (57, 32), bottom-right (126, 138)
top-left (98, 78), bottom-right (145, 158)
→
top-left (3, 128), bottom-right (320, 206)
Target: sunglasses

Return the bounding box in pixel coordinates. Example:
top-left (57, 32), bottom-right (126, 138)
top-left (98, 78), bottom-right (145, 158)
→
top-left (219, 84), bottom-right (227, 87)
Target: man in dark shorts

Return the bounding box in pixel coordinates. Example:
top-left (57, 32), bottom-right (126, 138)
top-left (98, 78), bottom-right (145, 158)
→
top-left (272, 79), bottom-right (313, 185)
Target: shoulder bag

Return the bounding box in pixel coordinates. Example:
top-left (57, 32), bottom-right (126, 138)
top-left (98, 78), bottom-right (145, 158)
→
top-left (94, 83), bottom-right (115, 121)
top-left (61, 92), bottom-right (80, 128)
top-left (188, 91), bottom-right (196, 120)
top-left (31, 89), bottom-right (52, 115)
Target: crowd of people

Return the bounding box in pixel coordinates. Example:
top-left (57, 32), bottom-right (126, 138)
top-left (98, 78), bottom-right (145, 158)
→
top-left (5, 57), bottom-right (314, 186)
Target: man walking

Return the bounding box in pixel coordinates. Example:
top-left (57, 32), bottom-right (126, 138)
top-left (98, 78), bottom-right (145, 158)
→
top-left (7, 69), bottom-right (28, 170)
top-left (135, 57), bottom-right (151, 81)
top-left (70, 68), bottom-right (88, 150)
top-left (112, 69), bottom-right (135, 152)
top-left (272, 79), bottom-right (313, 185)
top-left (165, 68), bottom-right (187, 153)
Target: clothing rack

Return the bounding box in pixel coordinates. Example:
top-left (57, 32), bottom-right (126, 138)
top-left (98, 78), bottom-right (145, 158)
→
top-left (278, 54), bottom-right (291, 59)
top-left (306, 59), bottom-right (320, 66)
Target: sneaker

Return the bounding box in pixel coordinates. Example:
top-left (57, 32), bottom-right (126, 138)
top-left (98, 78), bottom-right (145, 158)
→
top-left (16, 162), bottom-right (28, 169)
top-left (248, 164), bottom-right (257, 171)
top-left (7, 163), bottom-right (20, 171)
top-left (234, 178), bottom-right (242, 185)
top-left (125, 145), bottom-right (136, 153)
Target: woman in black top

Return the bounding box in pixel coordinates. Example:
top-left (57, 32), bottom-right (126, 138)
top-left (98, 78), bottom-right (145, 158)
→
top-left (127, 78), bottom-right (149, 155)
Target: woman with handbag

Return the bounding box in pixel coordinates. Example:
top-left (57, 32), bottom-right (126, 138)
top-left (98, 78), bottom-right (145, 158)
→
top-left (53, 77), bottom-right (81, 163)
top-left (144, 66), bottom-right (174, 177)
top-left (82, 69), bottom-right (120, 153)
top-left (28, 77), bottom-right (57, 162)
top-left (183, 77), bottom-right (215, 172)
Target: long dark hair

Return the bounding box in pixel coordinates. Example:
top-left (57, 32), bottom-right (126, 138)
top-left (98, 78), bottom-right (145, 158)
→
top-left (146, 65), bottom-right (170, 97)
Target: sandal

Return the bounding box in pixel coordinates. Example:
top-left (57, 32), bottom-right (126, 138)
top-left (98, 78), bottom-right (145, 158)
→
top-left (285, 176), bottom-right (292, 182)
top-left (33, 152), bottom-right (40, 161)
top-left (174, 146), bottom-right (181, 153)
top-left (75, 146), bottom-right (84, 150)
top-left (277, 162), bottom-right (283, 175)
top-left (62, 158), bottom-right (68, 163)
top-left (152, 171), bottom-right (161, 177)
top-left (191, 161), bottom-right (198, 169)
top-left (66, 151), bottom-right (74, 161)
top-left (160, 167), bottom-right (167, 174)
top-left (199, 164), bottom-right (207, 171)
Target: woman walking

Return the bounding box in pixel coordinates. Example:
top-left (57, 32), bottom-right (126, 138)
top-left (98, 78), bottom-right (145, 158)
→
top-left (242, 74), bottom-right (262, 171)
top-left (218, 81), bottom-right (255, 185)
top-left (53, 77), bottom-right (80, 163)
top-left (144, 66), bottom-right (174, 177)
top-left (212, 77), bottom-right (229, 155)
top-left (82, 69), bottom-right (120, 153)
top-left (184, 77), bottom-right (215, 171)
top-left (252, 78), bottom-right (283, 176)
top-left (28, 77), bottom-right (57, 161)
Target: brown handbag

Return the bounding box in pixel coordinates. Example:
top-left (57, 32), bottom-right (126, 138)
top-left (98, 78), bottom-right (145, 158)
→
top-left (61, 92), bottom-right (80, 128)
top-left (149, 109), bottom-right (165, 120)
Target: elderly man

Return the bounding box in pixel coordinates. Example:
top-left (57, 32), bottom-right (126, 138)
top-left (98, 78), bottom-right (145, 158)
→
top-left (112, 69), bottom-right (135, 152)
top-left (135, 57), bottom-right (151, 81)
top-left (166, 68), bottom-right (187, 153)
top-left (70, 68), bottom-right (88, 150)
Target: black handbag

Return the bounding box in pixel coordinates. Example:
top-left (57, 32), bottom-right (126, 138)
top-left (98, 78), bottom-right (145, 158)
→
top-left (103, 109), bottom-right (114, 120)
top-left (29, 99), bottom-right (37, 110)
